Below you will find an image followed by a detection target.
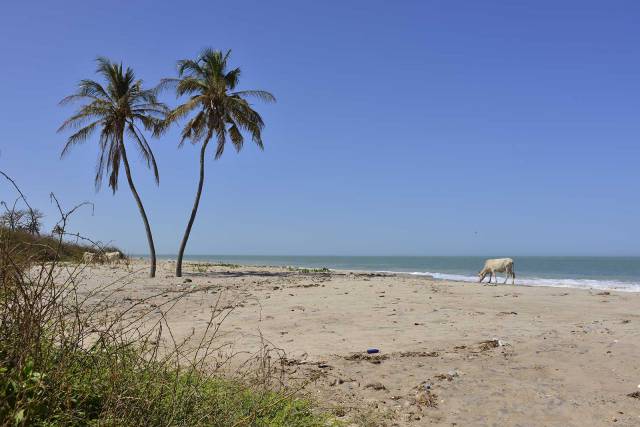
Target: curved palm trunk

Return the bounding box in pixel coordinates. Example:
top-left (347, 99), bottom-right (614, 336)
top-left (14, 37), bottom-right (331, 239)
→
top-left (176, 134), bottom-right (211, 277)
top-left (119, 141), bottom-right (157, 278)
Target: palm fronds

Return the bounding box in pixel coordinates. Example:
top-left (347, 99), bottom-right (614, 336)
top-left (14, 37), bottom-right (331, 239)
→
top-left (158, 48), bottom-right (275, 156)
top-left (58, 57), bottom-right (168, 192)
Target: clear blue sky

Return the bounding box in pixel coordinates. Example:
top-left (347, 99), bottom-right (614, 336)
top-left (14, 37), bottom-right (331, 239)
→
top-left (0, 1), bottom-right (638, 256)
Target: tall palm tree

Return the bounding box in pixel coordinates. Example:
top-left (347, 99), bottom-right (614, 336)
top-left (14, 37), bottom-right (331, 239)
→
top-left (58, 57), bottom-right (167, 278)
top-left (158, 49), bottom-right (275, 277)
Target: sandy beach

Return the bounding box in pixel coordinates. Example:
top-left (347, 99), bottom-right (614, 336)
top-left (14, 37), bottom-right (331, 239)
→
top-left (75, 260), bottom-right (640, 426)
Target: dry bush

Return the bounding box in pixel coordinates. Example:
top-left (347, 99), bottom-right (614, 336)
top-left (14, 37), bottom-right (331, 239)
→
top-left (0, 174), bottom-right (329, 426)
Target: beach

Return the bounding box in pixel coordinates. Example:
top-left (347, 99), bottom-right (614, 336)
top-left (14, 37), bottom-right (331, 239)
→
top-left (74, 259), bottom-right (640, 426)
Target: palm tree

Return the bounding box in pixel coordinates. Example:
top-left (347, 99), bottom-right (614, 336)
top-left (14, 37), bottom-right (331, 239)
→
top-left (58, 57), bottom-right (167, 278)
top-left (158, 49), bottom-right (275, 277)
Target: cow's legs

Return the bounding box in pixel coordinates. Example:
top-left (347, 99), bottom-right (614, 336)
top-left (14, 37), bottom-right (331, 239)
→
top-left (504, 270), bottom-right (508, 284)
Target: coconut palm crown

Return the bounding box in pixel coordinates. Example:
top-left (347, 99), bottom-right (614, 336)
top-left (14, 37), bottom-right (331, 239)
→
top-left (59, 57), bottom-right (167, 191)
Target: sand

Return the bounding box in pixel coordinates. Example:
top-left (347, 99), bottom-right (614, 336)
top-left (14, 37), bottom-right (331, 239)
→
top-left (74, 260), bottom-right (640, 426)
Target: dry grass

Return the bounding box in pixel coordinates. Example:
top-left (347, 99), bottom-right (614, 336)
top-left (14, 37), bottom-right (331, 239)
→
top-left (0, 177), bottom-right (332, 426)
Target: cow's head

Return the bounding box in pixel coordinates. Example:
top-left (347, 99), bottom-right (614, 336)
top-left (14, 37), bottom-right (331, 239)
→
top-left (477, 270), bottom-right (486, 282)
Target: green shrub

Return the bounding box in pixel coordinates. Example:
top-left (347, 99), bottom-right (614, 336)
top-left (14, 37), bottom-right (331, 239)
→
top-left (0, 345), bottom-right (327, 426)
top-left (0, 226), bottom-right (122, 263)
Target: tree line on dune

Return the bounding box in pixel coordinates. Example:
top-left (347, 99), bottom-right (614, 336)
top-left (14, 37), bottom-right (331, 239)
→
top-left (58, 49), bottom-right (275, 278)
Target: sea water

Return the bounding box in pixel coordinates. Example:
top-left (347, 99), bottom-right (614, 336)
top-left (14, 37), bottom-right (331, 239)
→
top-left (168, 255), bottom-right (640, 292)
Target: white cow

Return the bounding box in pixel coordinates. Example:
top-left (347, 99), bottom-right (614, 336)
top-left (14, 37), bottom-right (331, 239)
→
top-left (103, 251), bottom-right (122, 264)
top-left (82, 252), bottom-right (96, 263)
top-left (478, 258), bottom-right (515, 284)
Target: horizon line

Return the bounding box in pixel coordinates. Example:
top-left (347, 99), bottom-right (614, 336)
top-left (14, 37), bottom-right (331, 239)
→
top-left (139, 254), bottom-right (640, 258)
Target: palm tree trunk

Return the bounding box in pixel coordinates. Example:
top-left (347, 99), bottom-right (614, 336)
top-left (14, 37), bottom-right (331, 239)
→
top-left (119, 140), bottom-right (157, 278)
top-left (176, 133), bottom-right (211, 277)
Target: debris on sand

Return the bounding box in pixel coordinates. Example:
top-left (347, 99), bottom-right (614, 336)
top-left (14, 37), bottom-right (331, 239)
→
top-left (364, 382), bottom-right (387, 391)
top-left (398, 350), bottom-right (439, 358)
top-left (627, 391), bottom-right (640, 399)
top-left (478, 339), bottom-right (505, 351)
top-left (345, 353), bottom-right (389, 363)
top-left (292, 283), bottom-right (321, 288)
top-left (414, 389), bottom-right (438, 408)
top-left (435, 370), bottom-right (459, 381)
top-left (353, 272), bottom-right (393, 278)
top-left (281, 358), bottom-right (331, 369)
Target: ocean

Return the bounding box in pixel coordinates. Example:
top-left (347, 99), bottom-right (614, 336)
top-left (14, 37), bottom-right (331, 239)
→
top-left (168, 255), bottom-right (640, 292)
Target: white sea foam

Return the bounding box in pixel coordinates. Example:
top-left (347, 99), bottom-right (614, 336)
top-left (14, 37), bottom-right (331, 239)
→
top-left (378, 270), bottom-right (640, 292)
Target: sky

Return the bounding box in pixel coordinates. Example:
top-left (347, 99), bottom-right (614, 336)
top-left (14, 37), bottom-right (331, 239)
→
top-left (0, 0), bottom-right (638, 256)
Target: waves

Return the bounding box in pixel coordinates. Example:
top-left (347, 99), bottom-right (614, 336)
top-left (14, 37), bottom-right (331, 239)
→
top-left (383, 270), bottom-right (640, 292)
top-left (174, 255), bottom-right (640, 293)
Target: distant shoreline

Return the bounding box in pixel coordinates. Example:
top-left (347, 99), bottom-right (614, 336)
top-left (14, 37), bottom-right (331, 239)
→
top-left (144, 255), bottom-right (640, 292)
